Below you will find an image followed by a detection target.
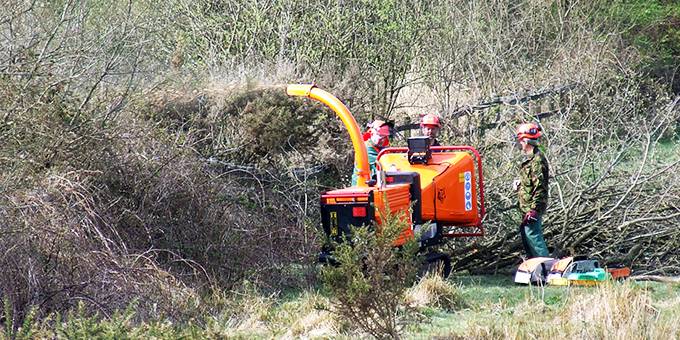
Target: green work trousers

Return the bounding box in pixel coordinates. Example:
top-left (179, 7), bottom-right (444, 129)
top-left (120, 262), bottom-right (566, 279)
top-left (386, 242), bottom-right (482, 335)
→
top-left (519, 216), bottom-right (549, 258)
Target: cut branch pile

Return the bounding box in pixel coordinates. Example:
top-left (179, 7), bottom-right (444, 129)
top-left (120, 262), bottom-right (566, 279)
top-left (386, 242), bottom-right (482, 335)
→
top-left (450, 95), bottom-right (680, 275)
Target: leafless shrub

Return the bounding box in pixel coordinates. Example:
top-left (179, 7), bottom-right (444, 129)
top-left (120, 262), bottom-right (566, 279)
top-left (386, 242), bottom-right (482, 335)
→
top-left (0, 171), bottom-right (200, 327)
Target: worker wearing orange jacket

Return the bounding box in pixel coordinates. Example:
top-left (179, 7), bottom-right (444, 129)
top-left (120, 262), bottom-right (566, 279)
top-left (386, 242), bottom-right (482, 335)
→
top-left (351, 120), bottom-right (391, 186)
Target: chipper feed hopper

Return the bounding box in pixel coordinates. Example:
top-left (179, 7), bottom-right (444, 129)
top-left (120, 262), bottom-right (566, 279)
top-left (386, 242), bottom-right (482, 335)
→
top-left (286, 84), bottom-right (485, 275)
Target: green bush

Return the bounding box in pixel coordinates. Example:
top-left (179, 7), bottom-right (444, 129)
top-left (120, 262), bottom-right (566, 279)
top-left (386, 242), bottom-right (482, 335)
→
top-left (599, 0), bottom-right (680, 89)
top-left (320, 208), bottom-right (420, 339)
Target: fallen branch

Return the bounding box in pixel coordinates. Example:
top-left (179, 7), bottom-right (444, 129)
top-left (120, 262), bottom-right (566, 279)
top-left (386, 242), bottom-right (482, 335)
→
top-left (629, 275), bottom-right (680, 284)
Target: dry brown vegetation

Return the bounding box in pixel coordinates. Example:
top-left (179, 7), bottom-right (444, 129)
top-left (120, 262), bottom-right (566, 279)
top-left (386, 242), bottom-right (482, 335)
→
top-left (464, 282), bottom-right (680, 339)
top-left (0, 0), bottom-right (679, 336)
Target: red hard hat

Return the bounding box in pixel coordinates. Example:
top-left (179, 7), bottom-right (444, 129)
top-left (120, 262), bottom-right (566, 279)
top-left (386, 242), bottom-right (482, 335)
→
top-left (369, 120), bottom-right (390, 137)
top-left (369, 119), bottom-right (385, 129)
top-left (516, 123), bottom-right (542, 140)
top-left (374, 125), bottom-right (390, 137)
top-left (421, 114), bottom-right (441, 127)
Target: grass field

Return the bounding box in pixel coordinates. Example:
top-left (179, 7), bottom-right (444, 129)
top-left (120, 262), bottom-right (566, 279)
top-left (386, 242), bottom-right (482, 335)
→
top-left (4, 273), bottom-right (680, 339)
top-left (409, 275), bottom-right (680, 339)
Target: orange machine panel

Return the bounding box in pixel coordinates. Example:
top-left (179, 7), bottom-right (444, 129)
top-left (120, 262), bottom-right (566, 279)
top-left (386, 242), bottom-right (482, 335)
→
top-left (373, 183), bottom-right (413, 245)
top-left (322, 186), bottom-right (373, 199)
top-left (378, 152), bottom-right (479, 226)
top-left (322, 184), bottom-right (414, 246)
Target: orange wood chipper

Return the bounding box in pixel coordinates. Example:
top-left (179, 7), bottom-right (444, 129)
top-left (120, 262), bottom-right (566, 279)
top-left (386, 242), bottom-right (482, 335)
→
top-left (286, 84), bottom-right (486, 275)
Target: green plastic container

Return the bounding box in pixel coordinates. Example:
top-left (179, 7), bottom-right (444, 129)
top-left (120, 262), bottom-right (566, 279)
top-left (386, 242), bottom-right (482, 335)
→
top-left (568, 268), bottom-right (607, 281)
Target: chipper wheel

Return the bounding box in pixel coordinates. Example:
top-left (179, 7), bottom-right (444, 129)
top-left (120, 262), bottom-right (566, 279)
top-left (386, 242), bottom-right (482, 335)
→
top-left (418, 252), bottom-right (452, 278)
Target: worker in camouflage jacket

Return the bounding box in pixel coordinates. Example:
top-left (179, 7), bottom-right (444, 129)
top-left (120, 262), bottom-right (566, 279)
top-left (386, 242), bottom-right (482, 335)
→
top-left (513, 122), bottom-right (550, 258)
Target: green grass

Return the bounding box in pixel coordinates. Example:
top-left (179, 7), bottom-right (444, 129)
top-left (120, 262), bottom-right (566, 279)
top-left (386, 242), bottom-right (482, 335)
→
top-left (617, 139), bottom-right (680, 172)
top-left (3, 275), bottom-right (679, 339)
top-left (408, 275), bottom-right (680, 339)
top-left (407, 275), bottom-right (571, 337)
top-left (655, 139), bottom-right (680, 160)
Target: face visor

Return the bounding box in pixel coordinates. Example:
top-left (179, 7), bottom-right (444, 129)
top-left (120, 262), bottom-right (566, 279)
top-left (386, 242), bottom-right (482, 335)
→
top-left (370, 124), bottom-right (391, 147)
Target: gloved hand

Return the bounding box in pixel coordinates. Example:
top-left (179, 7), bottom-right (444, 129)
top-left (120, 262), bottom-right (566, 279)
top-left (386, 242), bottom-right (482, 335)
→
top-left (512, 179), bottom-right (521, 191)
top-left (522, 209), bottom-right (539, 224)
